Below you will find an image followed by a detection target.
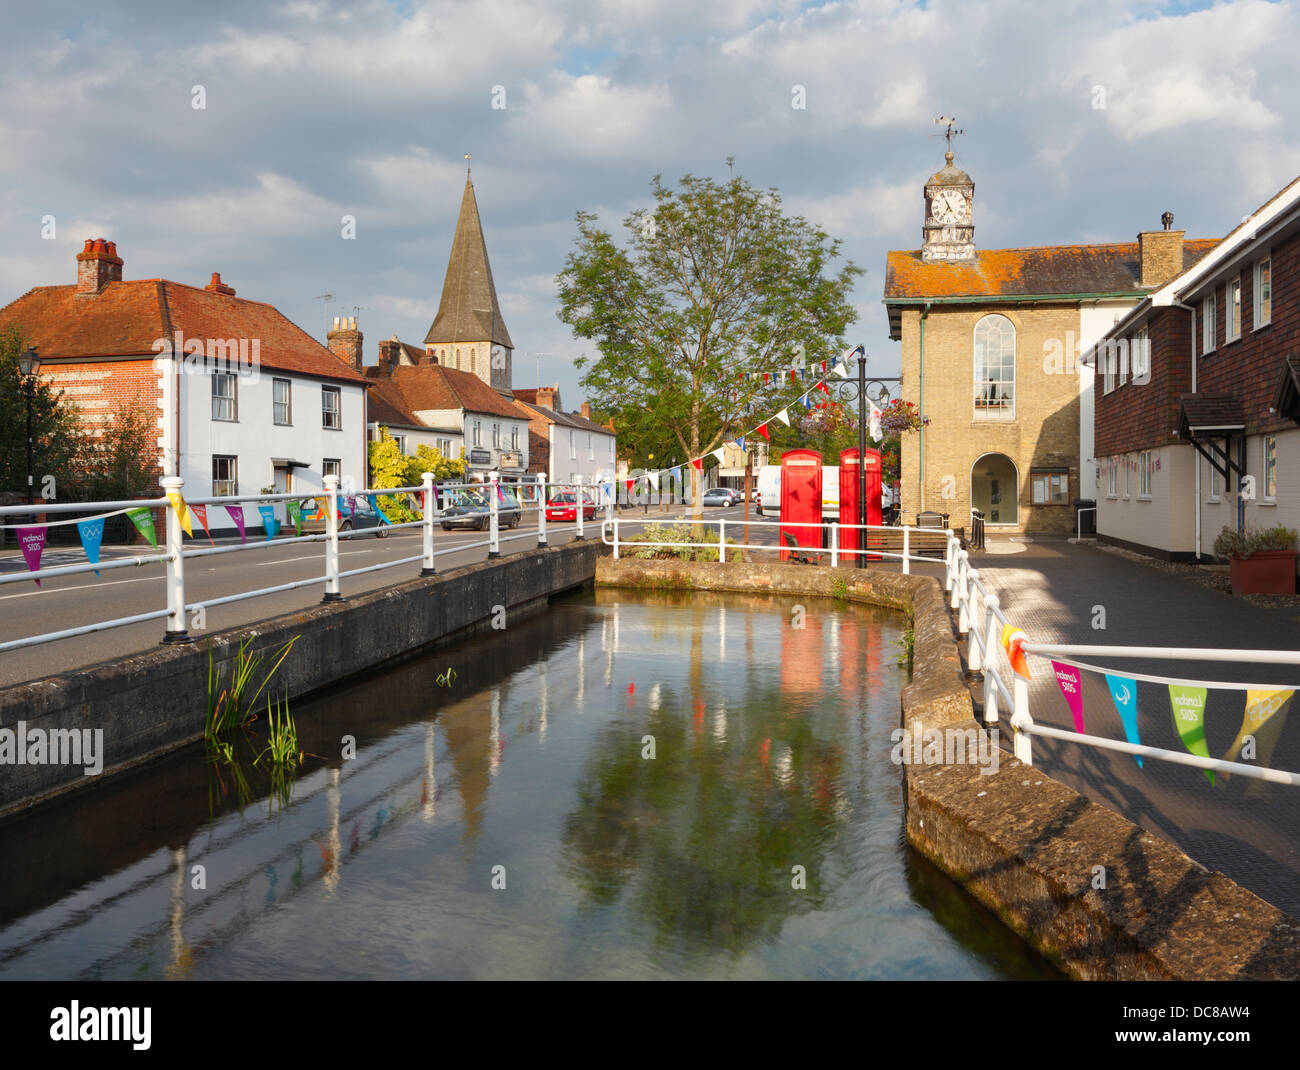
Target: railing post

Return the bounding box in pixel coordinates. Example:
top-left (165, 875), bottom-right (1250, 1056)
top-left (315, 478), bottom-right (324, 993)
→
top-left (1013, 675), bottom-right (1033, 765)
top-left (949, 539), bottom-right (962, 610)
top-left (537, 474), bottom-right (548, 547)
top-left (488, 471), bottom-right (500, 559)
top-left (612, 517), bottom-right (620, 560)
top-left (982, 594), bottom-right (1001, 724)
top-left (956, 554), bottom-right (970, 636)
top-left (830, 522), bottom-right (839, 568)
top-left (322, 474), bottom-right (342, 602)
top-left (718, 518), bottom-right (726, 563)
top-left (160, 476), bottom-right (191, 643)
top-left (944, 533), bottom-right (954, 593)
top-left (965, 567), bottom-right (981, 672)
top-left (902, 526), bottom-right (911, 575)
top-left (574, 474), bottom-right (585, 541)
top-left (420, 471), bottom-right (436, 576)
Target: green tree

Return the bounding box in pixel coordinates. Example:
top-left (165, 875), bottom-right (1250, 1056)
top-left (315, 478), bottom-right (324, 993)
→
top-left (367, 428), bottom-right (465, 522)
top-left (0, 324), bottom-right (84, 501)
top-left (556, 168), bottom-right (861, 516)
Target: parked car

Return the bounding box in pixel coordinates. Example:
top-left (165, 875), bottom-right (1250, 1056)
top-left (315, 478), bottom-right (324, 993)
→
top-left (440, 486), bottom-right (523, 531)
top-left (546, 490), bottom-right (598, 523)
top-left (299, 495), bottom-right (389, 537)
top-left (702, 487), bottom-right (741, 507)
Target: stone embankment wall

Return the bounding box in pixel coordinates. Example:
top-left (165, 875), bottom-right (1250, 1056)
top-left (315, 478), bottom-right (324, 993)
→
top-left (597, 557), bottom-right (1300, 980)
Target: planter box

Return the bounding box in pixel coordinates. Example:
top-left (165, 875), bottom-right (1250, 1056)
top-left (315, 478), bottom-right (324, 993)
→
top-left (1229, 550), bottom-right (1299, 596)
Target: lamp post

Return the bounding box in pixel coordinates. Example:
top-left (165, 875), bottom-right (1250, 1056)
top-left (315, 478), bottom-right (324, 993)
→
top-left (17, 347), bottom-right (41, 506)
top-left (830, 348), bottom-right (899, 568)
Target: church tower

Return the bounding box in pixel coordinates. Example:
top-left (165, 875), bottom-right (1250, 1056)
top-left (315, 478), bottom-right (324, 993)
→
top-left (424, 168), bottom-right (514, 393)
top-left (921, 151), bottom-right (975, 262)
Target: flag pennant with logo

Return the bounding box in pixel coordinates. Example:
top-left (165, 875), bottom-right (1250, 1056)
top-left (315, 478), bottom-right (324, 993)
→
top-left (257, 504), bottom-right (279, 540)
top-left (225, 504), bottom-right (246, 544)
top-left (16, 525), bottom-right (47, 586)
top-left (166, 490), bottom-right (193, 537)
top-left (287, 499), bottom-right (302, 535)
top-left (77, 517), bottom-right (105, 578)
top-left (1104, 673), bottom-right (1144, 766)
top-left (1168, 685), bottom-right (1213, 784)
top-left (189, 503), bottom-right (216, 546)
top-left (1051, 661), bottom-right (1085, 733)
top-left (126, 506), bottom-right (158, 548)
top-left (1224, 689), bottom-right (1295, 772)
top-left (366, 495), bottom-right (392, 525)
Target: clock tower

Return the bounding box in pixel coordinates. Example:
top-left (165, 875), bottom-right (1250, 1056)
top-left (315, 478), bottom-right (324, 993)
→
top-left (922, 151), bottom-right (975, 262)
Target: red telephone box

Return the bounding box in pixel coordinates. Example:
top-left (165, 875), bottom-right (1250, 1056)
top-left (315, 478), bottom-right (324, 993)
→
top-left (780, 449), bottom-right (822, 561)
top-left (863, 448), bottom-right (882, 560)
top-left (839, 449), bottom-right (860, 557)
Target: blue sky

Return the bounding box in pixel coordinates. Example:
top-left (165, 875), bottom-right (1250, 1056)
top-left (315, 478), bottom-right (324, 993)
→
top-left (2, 0), bottom-right (1297, 406)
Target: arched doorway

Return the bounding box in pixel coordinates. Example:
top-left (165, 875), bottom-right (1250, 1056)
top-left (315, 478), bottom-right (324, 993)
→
top-left (971, 453), bottom-right (1018, 526)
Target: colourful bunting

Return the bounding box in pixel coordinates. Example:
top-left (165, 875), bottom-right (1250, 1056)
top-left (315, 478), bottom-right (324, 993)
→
top-left (691, 458), bottom-right (703, 471)
top-left (366, 495), bottom-right (392, 525)
top-left (775, 409), bottom-right (791, 426)
top-left (189, 503), bottom-right (216, 547)
top-left (287, 499), bottom-right (302, 535)
top-left (757, 423), bottom-right (769, 440)
top-left (1168, 685), bottom-right (1213, 784)
top-left (1051, 661), bottom-right (1085, 733)
top-left (16, 525), bottom-right (46, 586)
top-left (1224, 689), bottom-right (1294, 770)
top-left (1001, 624), bottom-right (1031, 679)
top-left (126, 507), bottom-right (158, 548)
top-left (1104, 674), bottom-right (1143, 766)
top-left (77, 518), bottom-right (104, 577)
top-left (225, 504), bottom-right (246, 544)
top-left (257, 504), bottom-right (279, 540)
top-left (166, 490), bottom-right (193, 537)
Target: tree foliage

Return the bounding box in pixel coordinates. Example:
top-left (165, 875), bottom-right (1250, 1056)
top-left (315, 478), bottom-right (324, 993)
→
top-left (368, 428), bottom-right (466, 521)
top-left (0, 324), bottom-right (85, 499)
top-left (556, 169), bottom-right (862, 510)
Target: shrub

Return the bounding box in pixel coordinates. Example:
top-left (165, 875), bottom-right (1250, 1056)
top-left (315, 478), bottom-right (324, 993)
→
top-left (620, 523), bottom-right (746, 562)
top-left (1213, 524), bottom-right (1298, 560)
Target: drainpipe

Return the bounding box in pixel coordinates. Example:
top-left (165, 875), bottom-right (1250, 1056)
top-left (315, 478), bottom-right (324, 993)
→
top-left (1170, 299), bottom-right (1199, 558)
top-left (919, 302), bottom-right (931, 513)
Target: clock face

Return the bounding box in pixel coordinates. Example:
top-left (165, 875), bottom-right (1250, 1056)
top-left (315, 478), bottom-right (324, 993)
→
top-left (931, 188), bottom-right (966, 225)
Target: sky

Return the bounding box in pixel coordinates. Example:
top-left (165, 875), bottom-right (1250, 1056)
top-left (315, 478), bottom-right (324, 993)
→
top-left (2, 0), bottom-right (1298, 408)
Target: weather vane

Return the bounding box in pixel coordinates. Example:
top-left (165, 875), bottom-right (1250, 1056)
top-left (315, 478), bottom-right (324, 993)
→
top-left (931, 117), bottom-right (966, 153)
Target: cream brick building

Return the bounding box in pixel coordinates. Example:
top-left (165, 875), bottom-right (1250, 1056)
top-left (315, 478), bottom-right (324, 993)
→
top-left (884, 151), bottom-right (1216, 535)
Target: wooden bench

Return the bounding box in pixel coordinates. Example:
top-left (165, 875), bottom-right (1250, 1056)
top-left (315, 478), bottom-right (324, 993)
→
top-left (780, 530), bottom-right (821, 564)
top-left (862, 528), bottom-right (950, 560)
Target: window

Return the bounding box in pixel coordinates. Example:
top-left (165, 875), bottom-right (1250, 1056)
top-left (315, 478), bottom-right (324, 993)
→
top-left (473, 421), bottom-right (482, 446)
top-left (608, 438), bottom-right (614, 461)
top-left (588, 434), bottom-right (593, 461)
top-left (273, 378), bottom-right (292, 425)
top-left (213, 455), bottom-right (238, 497)
top-left (1138, 450), bottom-right (1152, 498)
top-left (1102, 341), bottom-right (1116, 394)
top-left (973, 314), bottom-right (1015, 417)
top-left (1255, 257), bottom-right (1272, 328)
top-left (492, 423), bottom-right (500, 448)
top-left (1264, 436), bottom-right (1277, 500)
top-left (569, 430), bottom-right (576, 459)
top-left (1031, 470), bottom-right (1069, 505)
top-left (1118, 338), bottom-right (1129, 387)
top-left (322, 386), bottom-right (341, 429)
top-left (1107, 460), bottom-right (1118, 498)
top-left (323, 458), bottom-right (341, 485)
top-left (1209, 458), bottom-right (1223, 501)
top-left (1132, 326), bottom-right (1149, 383)
top-left (1227, 278), bottom-right (1241, 341)
top-left (471, 348), bottom-right (477, 374)
top-left (392, 433), bottom-right (407, 454)
top-left (1124, 454), bottom-right (1131, 498)
top-left (1201, 294), bottom-right (1215, 355)
top-left (511, 426), bottom-right (519, 450)
top-left (212, 373), bottom-right (238, 421)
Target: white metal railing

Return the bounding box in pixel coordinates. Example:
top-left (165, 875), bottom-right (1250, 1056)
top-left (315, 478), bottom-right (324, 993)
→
top-left (602, 516), bottom-right (951, 573)
top-left (1074, 505), bottom-right (1097, 540)
top-left (942, 531), bottom-right (1300, 785)
top-left (0, 473), bottom-right (614, 654)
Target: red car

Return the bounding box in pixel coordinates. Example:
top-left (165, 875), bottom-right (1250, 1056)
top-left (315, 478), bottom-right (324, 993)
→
top-left (546, 491), bottom-right (598, 522)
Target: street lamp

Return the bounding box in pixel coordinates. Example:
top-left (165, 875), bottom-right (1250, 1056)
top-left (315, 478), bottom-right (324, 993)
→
top-left (829, 348), bottom-right (899, 568)
top-left (17, 347), bottom-right (41, 506)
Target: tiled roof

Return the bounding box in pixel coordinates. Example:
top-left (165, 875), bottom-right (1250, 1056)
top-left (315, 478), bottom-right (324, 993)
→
top-left (1, 278), bottom-right (367, 384)
top-left (365, 377), bottom-right (424, 427)
top-left (1176, 394), bottom-right (1246, 437)
top-left (424, 175), bottom-right (514, 350)
top-left (368, 361), bottom-right (520, 420)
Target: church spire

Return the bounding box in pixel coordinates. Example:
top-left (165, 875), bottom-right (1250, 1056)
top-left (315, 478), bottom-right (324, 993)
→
top-left (424, 171), bottom-right (514, 352)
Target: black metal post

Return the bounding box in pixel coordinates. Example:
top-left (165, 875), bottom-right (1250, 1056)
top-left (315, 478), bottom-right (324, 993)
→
top-left (857, 351), bottom-right (867, 569)
top-left (25, 384), bottom-right (34, 506)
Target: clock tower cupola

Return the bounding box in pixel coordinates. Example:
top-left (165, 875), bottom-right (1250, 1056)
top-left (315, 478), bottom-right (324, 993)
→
top-left (922, 144), bottom-right (975, 263)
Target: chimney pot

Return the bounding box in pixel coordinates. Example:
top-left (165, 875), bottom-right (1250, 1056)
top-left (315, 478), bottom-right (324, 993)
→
top-left (76, 236), bottom-right (123, 295)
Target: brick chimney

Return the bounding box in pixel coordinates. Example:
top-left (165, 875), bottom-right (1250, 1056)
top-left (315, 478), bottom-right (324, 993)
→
top-left (204, 272), bottom-right (236, 296)
top-left (1138, 220), bottom-right (1185, 288)
top-left (76, 238), bottom-right (123, 296)
top-left (536, 386), bottom-right (556, 410)
top-left (580, 402), bottom-right (591, 420)
top-left (327, 316), bottom-right (364, 369)
top-left (376, 337), bottom-right (402, 376)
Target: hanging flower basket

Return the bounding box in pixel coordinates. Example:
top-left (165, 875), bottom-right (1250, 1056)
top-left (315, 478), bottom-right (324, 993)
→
top-left (878, 399), bottom-right (929, 437)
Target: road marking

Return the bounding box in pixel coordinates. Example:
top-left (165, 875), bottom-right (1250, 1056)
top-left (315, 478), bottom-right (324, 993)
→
top-left (0, 573), bottom-right (160, 601)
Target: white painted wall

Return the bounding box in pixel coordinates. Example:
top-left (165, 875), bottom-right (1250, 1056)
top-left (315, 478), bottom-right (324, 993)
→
top-left (1097, 445), bottom-right (1196, 553)
top-left (549, 424), bottom-right (617, 486)
top-left (1198, 429), bottom-right (1300, 558)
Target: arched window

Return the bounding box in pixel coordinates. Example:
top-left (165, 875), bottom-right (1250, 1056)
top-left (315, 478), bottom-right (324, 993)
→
top-left (974, 314), bottom-right (1015, 418)
top-left (455, 347), bottom-right (461, 370)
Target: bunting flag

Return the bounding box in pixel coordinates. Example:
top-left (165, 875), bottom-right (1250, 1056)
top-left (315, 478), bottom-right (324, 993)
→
top-left (764, 373), bottom-right (771, 384)
top-left (711, 448), bottom-right (726, 463)
top-left (189, 503), bottom-right (216, 546)
top-left (366, 495), bottom-right (392, 525)
top-left (225, 504), bottom-right (246, 544)
top-left (257, 504), bottom-right (279, 540)
top-left (774, 409), bottom-right (791, 426)
top-left (868, 400), bottom-right (883, 440)
top-left (166, 490), bottom-right (193, 537)
top-left (16, 525), bottom-right (46, 586)
top-left (801, 394), bottom-right (814, 410)
top-left (790, 369), bottom-right (799, 384)
top-left (77, 518), bottom-right (104, 578)
top-left (1000, 624), bottom-right (1031, 679)
top-left (287, 499), bottom-right (303, 535)
top-left (1051, 661), bottom-right (1085, 733)
top-left (1168, 685), bottom-right (1213, 785)
top-left (126, 507), bottom-right (158, 548)
top-left (833, 360), bottom-right (850, 379)
top-left (756, 423), bottom-right (769, 440)
top-left (648, 470), bottom-right (660, 491)
top-left (625, 478), bottom-right (635, 495)
top-left (735, 436), bottom-right (745, 451)
top-left (1104, 674), bottom-right (1144, 766)
top-left (1224, 689), bottom-right (1294, 771)
top-left (691, 458), bottom-right (703, 471)
top-left (821, 361), bottom-right (827, 373)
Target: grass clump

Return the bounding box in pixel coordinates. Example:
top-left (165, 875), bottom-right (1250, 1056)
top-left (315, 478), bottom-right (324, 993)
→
top-left (621, 523), bottom-right (747, 562)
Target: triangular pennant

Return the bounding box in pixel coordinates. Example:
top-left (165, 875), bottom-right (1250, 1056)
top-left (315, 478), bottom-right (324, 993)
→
top-left (801, 394), bottom-right (813, 410)
top-left (1168, 685), bottom-right (1213, 785)
top-left (287, 499), bottom-right (303, 535)
top-left (712, 448), bottom-right (726, 462)
top-left (1051, 661), bottom-right (1084, 733)
top-left (126, 507), bottom-right (158, 548)
top-left (818, 381), bottom-right (830, 395)
top-left (756, 423), bottom-right (769, 440)
top-left (1224, 689), bottom-right (1295, 769)
top-left (189, 503), bottom-right (216, 547)
top-left (736, 436), bottom-right (745, 451)
top-left (691, 458), bottom-right (703, 471)
top-left (16, 525), bottom-right (46, 586)
top-left (764, 372), bottom-right (771, 384)
top-left (1000, 624), bottom-right (1031, 679)
top-left (224, 504), bottom-right (246, 544)
top-left (77, 517), bottom-right (105, 578)
top-left (367, 494), bottom-right (392, 525)
top-left (257, 504), bottom-right (279, 540)
top-left (774, 409), bottom-right (790, 426)
top-left (166, 491), bottom-right (193, 537)
top-left (1104, 674), bottom-right (1144, 766)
